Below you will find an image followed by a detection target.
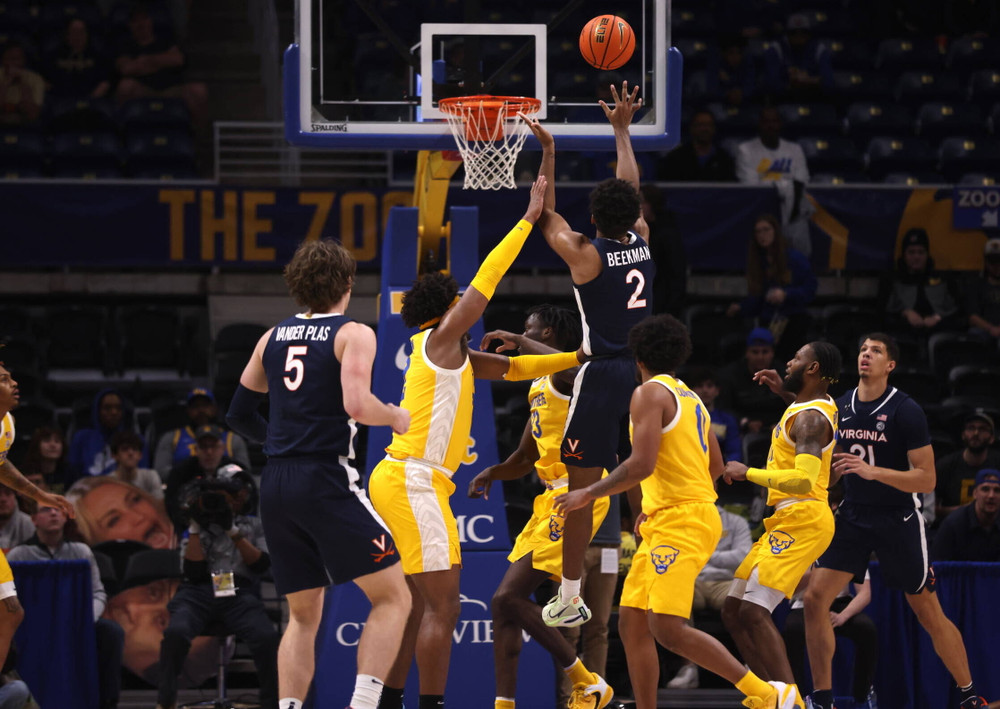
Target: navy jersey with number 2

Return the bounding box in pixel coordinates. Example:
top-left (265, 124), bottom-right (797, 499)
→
top-left (261, 313), bottom-right (356, 459)
top-left (573, 232), bottom-right (655, 356)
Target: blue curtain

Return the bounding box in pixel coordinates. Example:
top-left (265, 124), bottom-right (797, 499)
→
top-left (869, 562), bottom-right (1000, 709)
top-left (11, 560), bottom-right (99, 709)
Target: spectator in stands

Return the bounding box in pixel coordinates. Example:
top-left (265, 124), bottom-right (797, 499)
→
top-left (67, 476), bottom-right (175, 550)
top-left (153, 388), bottom-right (250, 480)
top-left (882, 228), bottom-right (962, 338)
top-left (46, 18), bottom-right (112, 98)
top-left (7, 502), bottom-right (125, 709)
top-left (706, 35), bottom-right (756, 107)
top-left (784, 567), bottom-right (877, 707)
top-left (762, 13), bottom-right (834, 103)
top-left (667, 502), bottom-right (753, 689)
top-left (0, 486), bottom-right (31, 551)
top-left (932, 468), bottom-right (1000, 562)
top-left (0, 42), bottom-right (44, 125)
top-left (689, 368), bottom-right (742, 463)
top-left (641, 184), bottom-right (687, 317)
top-left (965, 238), bottom-right (1000, 343)
top-left (735, 107), bottom-right (813, 256)
top-left (114, 5), bottom-right (207, 124)
top-left (20, 426), bottom-right (70, 493)
top-left (165, 424), bottom-right (236, 532)
top-left (658, 110), bottom-right (736, 182)
top-left (69, 388), bottom-right (148, 482)
top-left (935, 411), bottom-right (1000, 522)
top-left (157, 465), bottom-right (278, 709)
top-left (110, 431), bottom-right (163, 500)
top-left (716, 327), bottom-right (788, 434)
top-left (726, 214), bottom-right (817, 361)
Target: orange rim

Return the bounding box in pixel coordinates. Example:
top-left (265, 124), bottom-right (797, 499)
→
top-left (439, 95), bottom-right (541, 142)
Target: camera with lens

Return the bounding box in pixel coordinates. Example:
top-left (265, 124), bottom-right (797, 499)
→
top-left (178, 464), bottom-right (258, 530)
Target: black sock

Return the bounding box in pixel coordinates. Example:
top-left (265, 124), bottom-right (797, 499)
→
top-left (418, 694), bottom-right (445, 709)
top-left (958, 683), bottom-right (978, 705)
top-left (378, 686), bottom-right (404, 709)
top-left (811, 689), bottom-right (834, 709)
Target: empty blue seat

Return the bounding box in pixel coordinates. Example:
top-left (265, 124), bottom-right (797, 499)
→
top-left (830, 71), bottom-right (891, 104)
top-left (825, 38), bottom-right (874, 71)
top-left (881, 171), bottom-right (945, 185)
top-left (957, 173), bottom-right (1000, 186)
top-left (117, 98), bottom-right (191, 132)
top-left (46, 96), bottom-right (117, 133)
top-left (866, 137), bottom-right (935, 178)
top-left (672, 9), bottom-right (715, 38)
top-left (845, 102), bottom-right (914, 141)
top-left (875, 38), bottom-right (943, 72)
top-left (893, 72), bottom-right (965, 108)
top-left (969, 70), bottom-right (1000, 111)
top-left (938, 136), bottom-right (1000, 182)
top-left (811, 171), bottom-right (870, 184)
top-left (917, 102), bottom-right (985, 141)
top-left (777, 103), bottom-right (841, 139)
top-left (797, 136), bottom-right (863, 173)
top-left (947, 36), bottom-right (1000, 73)
top-left (126, 129), bottom-right (196, 176)
top-left (0, 130), bottom-right (45, 171)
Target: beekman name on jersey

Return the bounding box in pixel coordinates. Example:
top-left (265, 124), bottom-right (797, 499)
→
top-left (274, 324), bottom-right (332, 342)
top-left (604, 244), bottom-right (651, 268)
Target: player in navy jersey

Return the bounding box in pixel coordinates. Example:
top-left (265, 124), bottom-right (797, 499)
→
top-left (226, 239), bottom-right (412, 709)
top-left (524, 82), bottom-right (655, 627)
top-left (803, 333), bottom-right (987, 709)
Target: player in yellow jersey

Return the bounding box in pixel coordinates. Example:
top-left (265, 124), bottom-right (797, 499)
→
top-left (720, 341), bottom-right (842, 698)
top-left (369, 177), bottom-right (586, 709)
top-left (467, 304), bottom-right (613, 709)
top-left (555, 315), bottom-right (799, 709)
top-left (0, 363), bottom-right (76, 671)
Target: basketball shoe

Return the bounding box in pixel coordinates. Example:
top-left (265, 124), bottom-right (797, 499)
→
top-left (742, 682), bottom-right (804, 709)
top-left (959, 696), bottom-right (988, 709)
top-left (543, 588), bottom-right (591, 627)
top-left (567, 673), bottom-right (613, 709)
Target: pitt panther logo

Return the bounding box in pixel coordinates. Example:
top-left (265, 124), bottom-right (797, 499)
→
top-left (650, 545), bottom-right (680, 574)
top-left (768, 530), bottom-right (795, 554)
top-left (548, 513), bottom-right (565, 541)
top-left (371, 534), bottom-right (397, 563)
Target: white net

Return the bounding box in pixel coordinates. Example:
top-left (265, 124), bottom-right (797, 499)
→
top-left (439, 96), bottom-right (541, 190)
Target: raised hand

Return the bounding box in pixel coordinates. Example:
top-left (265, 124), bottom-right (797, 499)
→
top-left (521, 113), bottom-right (554, 151)
top-left (480, 329), bottom-right (521, 353)
top-left (524, 175), bottom-right (547, 223)
top-left (600, 81), bottom-right (643, 130)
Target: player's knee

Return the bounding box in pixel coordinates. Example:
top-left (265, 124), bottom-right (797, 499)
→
top-left (617, 607), bottom-right (646, 645)
top-left (720, 597), bottom-right (742, 633)
top-left (651, 615), bottom-right (686, 652)
top-left (491, 588), bottom-right (517, 621)
top-left (802, 585), bottom-right (829, 615)
top-left (288, 601), bottom-right (324, 629)
top-left (737, 600), bottom-right (769, 630)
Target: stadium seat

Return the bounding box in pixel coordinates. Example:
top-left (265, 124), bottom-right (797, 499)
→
top-left (946, 36), bottom-right (1000, 73)
top-left (810, 171), bottom-right (870, 184)
top-left (777, 103), bottom-right (841, 140)
top-left (46, 96), bottom-right (117, 134)
top-left (39, 3), bottom-right (102, 34)
top-left (830, 71), bottom-right (891, 106)
top-left (969, 70), bottom-right (1000, 112)
top-left (875, 38), bottom-right (943, 72)
top-left (880, 171), bottom-right (945, 185)
top-left (671, 9), bottom-right (715, 38)
top-left (890, 367), bottom-right (943, 406)
top-left (916, 103), bottom-right (985, 142)
top-left (929, 333), bottom-right (997, 379)
top-left (797, 136), bottom-right (863, 174)
top-left (938, 137), bottom-right (1000, 183)
top-left (672, 38), bottom-right (713, 72)
top-left (930, 429), bottom-right (958, 460)
top-left (125, 130), bottom-right (196, 177)
top-left (845, 102), bottom-right (914, 142)
top-left (957, 173), bottom-right (1000, 186)
top-left (893, 72), bottom-right (965, 108)
top-left (118, 98), bottom-right (192, 133)
top-left (0, 130), bottom-right (45, 173)
top-left (742, 431), bottom-right (771, 469)
top-left (825, 38), bottom-right (875, 71)
top-left (50, 132), bottom-right (124, 175)
top-left (938, 396), bottom-right (1000, 431)
top-left (797, 8), bottom-right (853, 37)
top-left (865, 137), bottom-right (936, 179)
top-left (710, 105), bottom-right (758, 141)
top-left (9, 400), bottom-right (56, 445)
top-left (117, 305), bottom-right (183, 373)
top-left (43, 305), bottom-right (110, 373)
top-left (684, 304), bottom-right (745, 366)
top-left (0, 306), bottom-right (32, 337)
top-left (0, 334), bottom-right (38, 374)
top-left (212, 323), bottom-right (268, 406)
top-left (145, 394), bottom-right (189, 447)
top-left (821, 305), bottom-right (884, 360)
top-left (948, 365), bottom-right (1000, 399)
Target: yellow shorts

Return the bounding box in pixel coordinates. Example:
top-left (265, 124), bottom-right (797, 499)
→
top-left (368, 458), bottom-right (461, 575)
top-left (0, 551), bottom-right (15, 600)
top-left (620, 502), bottom-right (722, 618)
top-left (508, 480), bottom-right (610, 578)
top-left (734, 499), bottom-right (835, 598)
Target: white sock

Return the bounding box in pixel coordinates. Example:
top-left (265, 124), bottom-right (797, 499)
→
top-left (279, 699), bottom-right (304, 709)
top-left (560, 576), bottom-right (581, 602)
top-left (350, 674), bottom-right (384, 709)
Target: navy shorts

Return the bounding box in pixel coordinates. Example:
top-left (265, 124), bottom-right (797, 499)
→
top-left (817, 502), bottom-right (934, 595)
top-left (561, 355), bottom-right (637, 470)
top-left (259, 456), bottom-right (400, 594)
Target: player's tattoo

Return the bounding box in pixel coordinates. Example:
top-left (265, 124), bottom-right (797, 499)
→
top-left (2, 597), bottom-right (21, 614)
top-left (792, 409), bottom-right (833, 458)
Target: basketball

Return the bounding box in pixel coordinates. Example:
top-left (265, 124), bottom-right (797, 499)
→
top-left (579, 15), bottom-right (635, 71)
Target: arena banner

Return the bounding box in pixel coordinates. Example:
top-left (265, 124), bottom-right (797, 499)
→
top-left (0, 183), bottom-right (992, 271)
top-left (310, 550), bottom-right (555, 709)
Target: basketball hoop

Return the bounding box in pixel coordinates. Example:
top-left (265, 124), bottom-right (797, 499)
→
top-left (438, 95), bottom-right (542, 190)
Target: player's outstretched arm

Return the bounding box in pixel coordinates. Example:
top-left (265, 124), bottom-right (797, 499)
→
top-left (0, 459), bottom-right (74, 518)
top-left (227, 329), bottom-right (273, 443)
top-left (468, 421), bottom-right (539, 500)
top-left (338, 322), bottom-right (409, 434)
top-left (554, 381), bottom-right (669, 513)
top-left (436, 176), bottom-right (546, 346)
top-left (753, 368), bottom-right (796, 404)
top-left (602, 82), bottom-right (649, 241)
top-left (832, 443), bottom-right (935, 494)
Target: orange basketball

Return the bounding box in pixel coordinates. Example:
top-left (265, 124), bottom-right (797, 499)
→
top-left (579, 15), bottom-right (635, 71)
